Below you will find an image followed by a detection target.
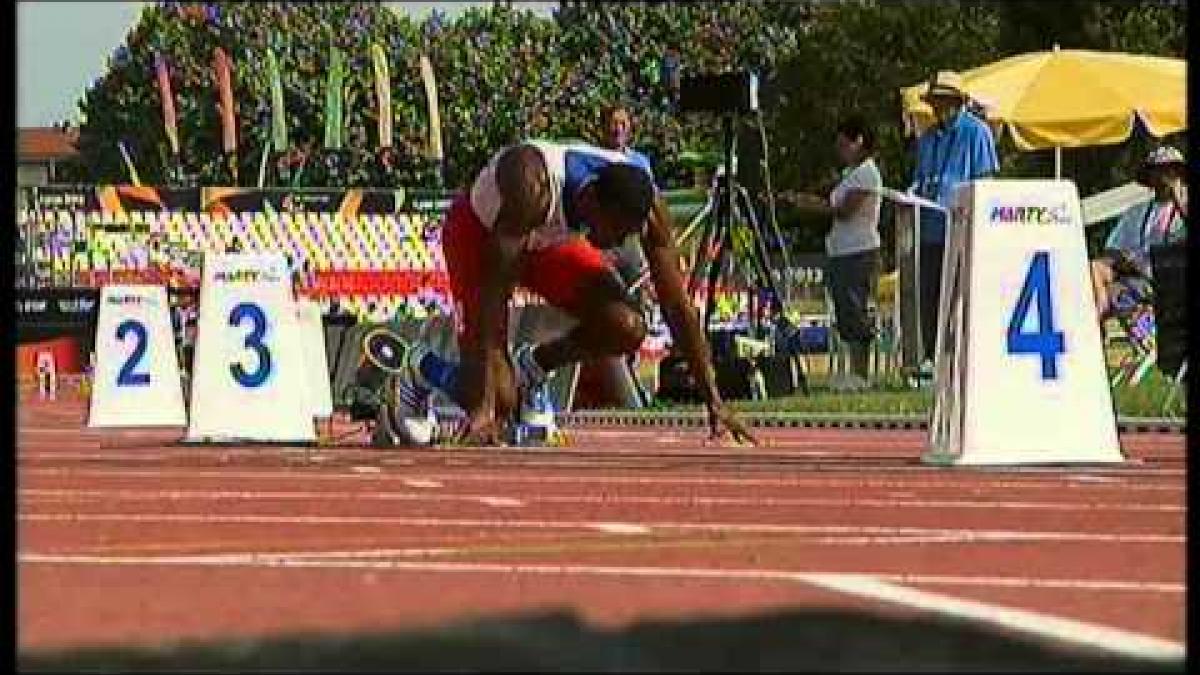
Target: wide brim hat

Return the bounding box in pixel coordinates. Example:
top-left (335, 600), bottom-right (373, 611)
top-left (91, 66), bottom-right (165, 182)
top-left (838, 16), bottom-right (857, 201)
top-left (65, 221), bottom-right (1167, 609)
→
top-left (920, 70), bottom-right (969, 103)
top-left (1135, 146), bottom-right (1186, 185)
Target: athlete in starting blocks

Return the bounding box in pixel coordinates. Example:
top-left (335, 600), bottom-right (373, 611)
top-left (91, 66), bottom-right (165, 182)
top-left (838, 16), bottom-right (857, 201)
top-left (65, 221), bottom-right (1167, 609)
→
top-left (377, 140), bottom-right (758, 447)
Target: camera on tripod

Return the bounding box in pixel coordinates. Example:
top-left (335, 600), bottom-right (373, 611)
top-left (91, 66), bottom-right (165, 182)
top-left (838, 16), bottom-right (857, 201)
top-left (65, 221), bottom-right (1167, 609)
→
top-left (656, 69), bottom-right (808, 402)
top-left (678, 71), bottom-right (760, 115)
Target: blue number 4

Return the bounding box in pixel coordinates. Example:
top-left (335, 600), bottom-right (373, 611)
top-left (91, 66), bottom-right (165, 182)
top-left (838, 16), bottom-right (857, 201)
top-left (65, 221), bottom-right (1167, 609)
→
top-left (1006, 251), bottom-right (1065, 379)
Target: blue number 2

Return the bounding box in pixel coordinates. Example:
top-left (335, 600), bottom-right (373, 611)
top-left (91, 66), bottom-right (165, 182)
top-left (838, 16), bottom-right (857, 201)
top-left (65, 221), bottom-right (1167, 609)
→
top-left (1006, 251), bottom-right (1065, 379)
top-left (228, 302), bottom-right (272, 388)
top-left (115, 320), bottom-right (151, 386)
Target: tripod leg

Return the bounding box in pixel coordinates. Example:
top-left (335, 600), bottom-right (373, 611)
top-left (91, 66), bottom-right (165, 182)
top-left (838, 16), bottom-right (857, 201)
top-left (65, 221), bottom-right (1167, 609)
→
top-left (703, 206), bottom-right (732, 331)
top-left (735, 187), bottom-right (787, 310)
top-left (733, 185), bottom-right (810, 394)
top-left (687, 207), bottom-right (719, 301)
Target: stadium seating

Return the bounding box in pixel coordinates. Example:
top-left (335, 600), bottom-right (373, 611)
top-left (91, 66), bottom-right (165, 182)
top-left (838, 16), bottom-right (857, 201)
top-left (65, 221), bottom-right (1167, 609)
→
top-left (21, 204), bottom-right (468, 323)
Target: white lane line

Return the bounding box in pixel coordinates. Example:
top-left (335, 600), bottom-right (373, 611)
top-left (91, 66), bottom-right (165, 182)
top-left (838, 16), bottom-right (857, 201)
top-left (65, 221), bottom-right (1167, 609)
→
top-left (19, 427), bottom-right (163, 435)
top-left (350, 466), bottom-right (382, 474)
top-left (804, 574), bottom-right (1184, 661)
top-left (590, 523), bottom-right (652, 535)
top-left (16, 553), bottom-right (1185, 594)
top-left (476, 496), bottom-right (524, 508)
top-left (16, 513), bottom-right (1183, 544)
top-left (19, 467), bottom-right (1185, 489)
top-left (17, 488), bottom-right (1182, 513)
top-left (403, 479), bottom-right (443, 489)
top-left (14, 554), bottom-right (1184, 660)
top-left (23, 427), bottom-right (915, 447)
top-left (19, 449), bottom-right (1185, 474)
top-left (872, 573), bottom-right (1183, 593)
top-left (18, 551), bottom-right (1184, 595)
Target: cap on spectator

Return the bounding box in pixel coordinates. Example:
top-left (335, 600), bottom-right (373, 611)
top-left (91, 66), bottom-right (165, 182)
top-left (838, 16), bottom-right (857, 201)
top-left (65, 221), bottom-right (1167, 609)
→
top-left (921, 70), bottom-right (969, 103)
top-left (1136, 146), bottom-right (1186, 185)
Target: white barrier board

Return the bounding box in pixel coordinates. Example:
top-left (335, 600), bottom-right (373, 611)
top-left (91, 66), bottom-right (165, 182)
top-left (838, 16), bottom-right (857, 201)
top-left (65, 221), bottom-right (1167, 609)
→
top-left (88, 285), bottom-right (186, 427)
top-left (185, 253), bottom-right (315, 443)
top-left (927, 180), bottom-right (1123, 465)
top-left (297, 298), bottom-right (334, 419)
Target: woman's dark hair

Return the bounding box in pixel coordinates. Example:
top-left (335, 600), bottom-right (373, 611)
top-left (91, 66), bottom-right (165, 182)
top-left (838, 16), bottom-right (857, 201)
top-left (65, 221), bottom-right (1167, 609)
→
top-left (836, 115), bottom-right (876, 153)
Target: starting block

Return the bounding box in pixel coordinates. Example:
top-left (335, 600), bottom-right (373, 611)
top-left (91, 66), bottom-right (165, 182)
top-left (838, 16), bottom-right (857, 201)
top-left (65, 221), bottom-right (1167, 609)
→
top-left (926, 180), bottom-right (1123, 466)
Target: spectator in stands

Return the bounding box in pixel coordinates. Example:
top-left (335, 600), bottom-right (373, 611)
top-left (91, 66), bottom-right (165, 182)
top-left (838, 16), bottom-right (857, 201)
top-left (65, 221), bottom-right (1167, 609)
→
top-left (907, 70), bottom-right (998, 381)
top-left (381, 139), bottom-right (757, 447)
top-left (781, 115), bottom-right (883, 391)
top-left (1089, 145), bottom-right (1188, 323)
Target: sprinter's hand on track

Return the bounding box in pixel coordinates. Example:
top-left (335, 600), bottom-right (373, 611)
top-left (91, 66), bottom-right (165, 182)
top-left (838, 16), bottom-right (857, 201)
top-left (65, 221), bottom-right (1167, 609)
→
top-left (706, 404), bottom-right (759, 447)
top-left (454, 405), bottom-right (505, 446)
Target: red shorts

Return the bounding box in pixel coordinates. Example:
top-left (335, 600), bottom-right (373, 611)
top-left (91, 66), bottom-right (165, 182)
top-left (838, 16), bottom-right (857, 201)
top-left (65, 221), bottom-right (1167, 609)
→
top-left (441, 193), bottom-right (612, 346)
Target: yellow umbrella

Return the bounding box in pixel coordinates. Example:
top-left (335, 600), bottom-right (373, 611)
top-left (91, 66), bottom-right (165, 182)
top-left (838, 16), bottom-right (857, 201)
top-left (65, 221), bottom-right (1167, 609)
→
top-left (901, 48), bottom-right (1186, 176)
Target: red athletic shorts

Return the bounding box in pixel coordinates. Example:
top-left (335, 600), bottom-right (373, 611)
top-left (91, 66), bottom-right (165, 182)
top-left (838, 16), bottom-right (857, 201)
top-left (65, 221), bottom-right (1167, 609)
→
top-left (441, 192), bottom-right (612, 346)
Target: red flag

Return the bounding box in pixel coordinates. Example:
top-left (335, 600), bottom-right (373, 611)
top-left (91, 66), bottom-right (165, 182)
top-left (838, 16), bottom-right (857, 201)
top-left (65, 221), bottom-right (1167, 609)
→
top-left (154, 53), bottom-right (179, 156)
top-left (212, 47), bottom-right (237, 154)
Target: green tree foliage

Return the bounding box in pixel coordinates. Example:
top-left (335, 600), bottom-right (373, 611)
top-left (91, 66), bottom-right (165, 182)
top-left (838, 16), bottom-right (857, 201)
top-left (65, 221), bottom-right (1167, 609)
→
top-left (65, 0), bottom-right (1184, 248)
top-left (766, 0), bottom-right (1184, 255)
top-left (768, 0), bottom-right (1002, 193)
top-left (986, 0), bottom-right (1187, 252)
top-left (766, 1), bottom-right (1002, 256)
top-left (69, 2), bottom-right (433, 188)
top-left (544, 1), bottom-right (803, 190)
top-left (421, 5), bottom-right (569, 188)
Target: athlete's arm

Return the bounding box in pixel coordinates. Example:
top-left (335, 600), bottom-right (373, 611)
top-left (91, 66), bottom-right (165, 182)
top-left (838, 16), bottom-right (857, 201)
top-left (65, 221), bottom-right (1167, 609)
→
top-left (463, 145), bottom-right (548, 437)
top-left (640, 197), bottom-right (758, 445)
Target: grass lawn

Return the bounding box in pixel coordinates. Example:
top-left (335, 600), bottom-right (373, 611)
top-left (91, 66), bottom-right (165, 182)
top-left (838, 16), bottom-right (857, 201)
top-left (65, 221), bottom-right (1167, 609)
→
top-left (632, 344), bottom-right (1186, 420)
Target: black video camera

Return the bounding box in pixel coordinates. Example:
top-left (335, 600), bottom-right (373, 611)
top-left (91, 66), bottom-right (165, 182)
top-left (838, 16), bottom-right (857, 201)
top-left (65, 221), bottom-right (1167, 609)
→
top-left (678, 71), bottom-right (760, 114)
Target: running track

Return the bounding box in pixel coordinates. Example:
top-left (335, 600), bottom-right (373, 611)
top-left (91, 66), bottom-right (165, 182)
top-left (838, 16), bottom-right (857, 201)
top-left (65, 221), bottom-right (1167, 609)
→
top-left (17, 392), bottom-right (1186, 664)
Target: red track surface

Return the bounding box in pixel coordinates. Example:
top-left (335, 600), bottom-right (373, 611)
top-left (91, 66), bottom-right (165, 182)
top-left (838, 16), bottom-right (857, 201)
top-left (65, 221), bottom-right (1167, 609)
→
top-left (17, 392), bottom-right (1186, 662)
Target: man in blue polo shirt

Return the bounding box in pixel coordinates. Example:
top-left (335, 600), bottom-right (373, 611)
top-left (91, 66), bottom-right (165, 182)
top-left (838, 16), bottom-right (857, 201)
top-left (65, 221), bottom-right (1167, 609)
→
top-left (909, 70), bottom-right (999, 377)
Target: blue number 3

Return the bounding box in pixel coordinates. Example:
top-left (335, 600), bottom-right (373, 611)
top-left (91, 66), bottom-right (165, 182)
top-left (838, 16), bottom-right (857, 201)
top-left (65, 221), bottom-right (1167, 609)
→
top-left (1006, 251), bottom-right (1065, 379)
top-left (229, 302), bottom-right (272, 388)
top-left (116, 320), bottom-right (151, 386)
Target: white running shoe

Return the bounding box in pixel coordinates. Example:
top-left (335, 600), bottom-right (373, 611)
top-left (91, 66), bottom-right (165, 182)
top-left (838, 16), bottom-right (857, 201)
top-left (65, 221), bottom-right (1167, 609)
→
top-left (514, 344), bottom-right (556, 429)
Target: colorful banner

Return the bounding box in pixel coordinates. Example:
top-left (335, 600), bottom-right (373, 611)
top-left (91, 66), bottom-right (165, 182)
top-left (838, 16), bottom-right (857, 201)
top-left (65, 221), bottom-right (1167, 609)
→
top-left (116, 141), bottom-right (143, 187)
top-left (419, 55), bottom-right (443, 162)
top-left (30, 186), bottom-right (200, 214)
top-left (201, 187), bottom-right (402, 217)
top-left (371, 43), bottom-right (392, 149)
top-left (266, 48), bottom-right (288, 154)
top-left (212, 47), bottom-right (238, 179)
top-left (24, 186), bottom-right (444, 218)
top-left (154, 53), bottom-right (180, 156)
top-left (323, 46), bottom-right (345, 150)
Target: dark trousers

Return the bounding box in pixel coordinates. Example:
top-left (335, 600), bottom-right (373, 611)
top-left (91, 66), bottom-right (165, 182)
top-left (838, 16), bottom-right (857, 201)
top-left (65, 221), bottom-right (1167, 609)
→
top-left (826, 249), bottom-right (880, 345)
top-left (919, 242), bottom-right (945, 363)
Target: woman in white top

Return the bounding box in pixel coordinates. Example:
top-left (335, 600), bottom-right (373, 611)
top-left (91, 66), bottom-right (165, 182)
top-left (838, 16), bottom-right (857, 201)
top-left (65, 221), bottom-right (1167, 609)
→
top-left (782, 116), bottom-right (883, 389)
